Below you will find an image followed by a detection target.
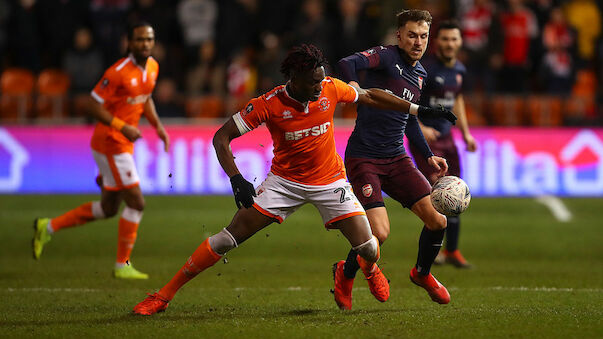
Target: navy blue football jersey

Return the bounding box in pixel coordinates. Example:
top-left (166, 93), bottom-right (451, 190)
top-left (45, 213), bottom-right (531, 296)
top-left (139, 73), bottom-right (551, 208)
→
top-left (419, 55), bottom-right (466, 136)
top-left (338, 45), bottom-right (433, 159)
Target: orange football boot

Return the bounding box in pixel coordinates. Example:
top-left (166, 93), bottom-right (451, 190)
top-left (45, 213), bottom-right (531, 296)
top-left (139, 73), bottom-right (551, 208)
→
top-left (444, 249), bottom-right (472, 268)
top-left (332, 260), bottom-right (354, 310)
top-left (357, 255), bottom-right (389, 302)
top-left (133, 293), bottom-right (170, 315)
top-left (433, 251), bottom-right (446, 265)
top-left (409, 267), bottom-right (450, 304)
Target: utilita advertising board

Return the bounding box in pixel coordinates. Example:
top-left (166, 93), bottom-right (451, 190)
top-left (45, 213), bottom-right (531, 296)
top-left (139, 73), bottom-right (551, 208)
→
top-left (1, 126), bottom-right (602, 196)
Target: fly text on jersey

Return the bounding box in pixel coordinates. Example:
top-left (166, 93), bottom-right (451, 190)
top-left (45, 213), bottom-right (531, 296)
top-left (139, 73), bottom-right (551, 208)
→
top-left (285, 122), bottom-right (330, 141)
top-left (402, 88), bottom-right (415, 101)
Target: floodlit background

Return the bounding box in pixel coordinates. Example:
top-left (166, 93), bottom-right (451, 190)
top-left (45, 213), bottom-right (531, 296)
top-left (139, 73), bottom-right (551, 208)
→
top-left (1, 0), bottom-right (603, 196)
top-left (0, 0), bottom-right (602, 338)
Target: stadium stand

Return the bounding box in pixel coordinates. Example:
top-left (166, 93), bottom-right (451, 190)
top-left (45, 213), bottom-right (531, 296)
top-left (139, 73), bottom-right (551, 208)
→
top-left (35, 69), bottom-right (71, 119)
top-left (0, 68), bottom-right (35, 122)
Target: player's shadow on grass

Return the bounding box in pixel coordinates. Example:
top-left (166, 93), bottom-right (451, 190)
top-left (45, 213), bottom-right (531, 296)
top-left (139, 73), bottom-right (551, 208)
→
top-left (149, 307), bottom-right (407, 321)
top-left (0, 308), bottom-right (408, 327)
top-left (284, 309), bottom-right (319, 316)
top-left (0, 314), bottom-right (142, 327)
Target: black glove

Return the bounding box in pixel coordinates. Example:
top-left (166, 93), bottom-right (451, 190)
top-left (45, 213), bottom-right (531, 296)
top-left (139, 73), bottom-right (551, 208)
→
top-left (230, 174), bottom-right (256, 209)
top-left (418, 105), bottom-right (457, 125)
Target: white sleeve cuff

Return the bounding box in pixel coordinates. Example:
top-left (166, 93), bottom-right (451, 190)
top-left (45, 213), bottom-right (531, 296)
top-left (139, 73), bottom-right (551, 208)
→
top-left (91, 91), bottom-right (104, 104)
top-left (350, 85), bottom-right (359, 103)
top-left (409, 103), bottom-right (419, 115)
top-left (233, 112), bottom-right (252, 135)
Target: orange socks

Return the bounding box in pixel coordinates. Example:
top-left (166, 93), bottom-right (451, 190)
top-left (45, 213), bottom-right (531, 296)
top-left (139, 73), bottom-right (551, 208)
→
top-left (158, 238), bottom-right (222, 300)
top-left (48, 202), bottom-right (142, 266)
top-left (50, 201), bottom-right (104, 232)
top-left (116, 207), bottom-right (143, 265)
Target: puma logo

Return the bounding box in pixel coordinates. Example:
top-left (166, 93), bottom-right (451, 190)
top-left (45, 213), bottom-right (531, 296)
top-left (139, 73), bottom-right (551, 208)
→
top-left (395, 64), bottom-right (403, 76)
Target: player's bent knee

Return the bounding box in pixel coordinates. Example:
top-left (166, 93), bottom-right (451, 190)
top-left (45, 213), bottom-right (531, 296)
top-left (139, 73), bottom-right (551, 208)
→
top-left (126, 199), bottom-right (145, 211)
top-left (426, 213), bottom-right (447, 231)
top-left (353, 235), bottom-right (379, 263)
top-left (373, 228), bottom-right (389, 245)
top-left (101, 203), bottom-right (119, 218)
top-left (208, 228), bottom-right (238, 255)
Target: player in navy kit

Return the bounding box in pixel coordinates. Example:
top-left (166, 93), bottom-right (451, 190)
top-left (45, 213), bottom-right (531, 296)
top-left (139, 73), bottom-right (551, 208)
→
top-left (409, 20), bottom-right (477, 268)
top-left (332, 9), bottom-right (455, 310)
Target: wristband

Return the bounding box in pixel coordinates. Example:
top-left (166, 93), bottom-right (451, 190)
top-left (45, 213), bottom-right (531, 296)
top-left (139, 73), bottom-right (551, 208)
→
top-left (409, 103), bottom-right (419, 115)
top-left (110, 117), bottom-right (126, 131)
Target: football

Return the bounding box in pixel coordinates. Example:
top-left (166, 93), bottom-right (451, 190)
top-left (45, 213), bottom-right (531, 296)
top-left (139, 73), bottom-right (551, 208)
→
top-left (430, 176), bottom-right (471, 216)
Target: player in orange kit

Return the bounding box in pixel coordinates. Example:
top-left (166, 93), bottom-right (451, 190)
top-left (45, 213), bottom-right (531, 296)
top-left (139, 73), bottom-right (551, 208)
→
top-left (32, 22), bottom-right (170, 280)
top-left (132, 44), bottom-right (455, 315)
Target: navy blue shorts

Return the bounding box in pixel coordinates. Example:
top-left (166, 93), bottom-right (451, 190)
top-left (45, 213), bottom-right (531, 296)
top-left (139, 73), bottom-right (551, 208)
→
top-left (345, 154), bottom-right (431, 210)
top-left (409, 133), bottom-right (460, 184)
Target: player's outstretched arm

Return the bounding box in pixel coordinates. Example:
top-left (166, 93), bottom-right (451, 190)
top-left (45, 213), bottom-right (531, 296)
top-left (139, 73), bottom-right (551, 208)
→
top-left (144, 98), bottom-right (170, 152)
top-left (213, 118), bottom-right (256, 208)
top-left (86, 95), bottom-right (141, 142)
top-left (354, 86), bottom-right (457, 124)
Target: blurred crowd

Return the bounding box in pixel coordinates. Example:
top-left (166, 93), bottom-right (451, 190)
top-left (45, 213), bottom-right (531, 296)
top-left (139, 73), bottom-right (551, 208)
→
top-left (0, 0), bottom-right (602, 125)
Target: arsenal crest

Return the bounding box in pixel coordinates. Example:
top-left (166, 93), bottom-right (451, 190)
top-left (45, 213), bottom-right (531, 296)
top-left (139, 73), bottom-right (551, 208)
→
top-left (362, 184), bottom-right (373, 197)
top-left (418, 76), bottom-right (423, 89)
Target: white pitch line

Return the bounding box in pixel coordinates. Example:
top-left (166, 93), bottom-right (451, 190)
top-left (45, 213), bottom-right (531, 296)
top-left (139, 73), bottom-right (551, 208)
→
top-left (534, 195), bottom-right (573, 222)
top-left (5, 286), bottom-right (600, 294)
top-left (488, 286), bottom-right (600, 292)
top-left (447, 286), bottom-right (601, 293)
top-left (4, 287), bottom-right (100, 293)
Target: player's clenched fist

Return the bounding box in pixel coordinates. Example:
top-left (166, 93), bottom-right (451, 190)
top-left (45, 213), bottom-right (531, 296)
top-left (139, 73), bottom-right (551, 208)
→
top-left (229, 174), bottom-right (256, 208)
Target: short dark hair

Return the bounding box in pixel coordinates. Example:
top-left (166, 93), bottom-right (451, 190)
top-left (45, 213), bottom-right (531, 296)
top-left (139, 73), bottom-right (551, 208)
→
top-left (280, 44), bottom-right (328, 79)
top-left (436, 19), bottom-right (461, 36)
top-left (396, 9), bottom-right (433, 28)
top-left (127, 21), bottom-right (153, 40)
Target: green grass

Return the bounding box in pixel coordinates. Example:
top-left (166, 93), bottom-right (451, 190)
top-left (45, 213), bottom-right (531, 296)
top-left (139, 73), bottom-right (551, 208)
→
top-left (1, 195), bottom-right (601, 338)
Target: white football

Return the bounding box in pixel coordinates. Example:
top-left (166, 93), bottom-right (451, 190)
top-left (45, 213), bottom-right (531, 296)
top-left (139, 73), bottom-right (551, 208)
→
top-left (430, 176), bottom-right (471, 216)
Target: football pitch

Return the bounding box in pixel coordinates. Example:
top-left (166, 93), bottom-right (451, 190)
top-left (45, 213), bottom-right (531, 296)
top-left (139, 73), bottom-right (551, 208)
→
top-left (1, 195), bottom-right (601, 338)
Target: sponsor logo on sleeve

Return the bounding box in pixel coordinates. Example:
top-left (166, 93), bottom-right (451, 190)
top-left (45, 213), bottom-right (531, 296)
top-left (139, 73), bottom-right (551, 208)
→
top-left (101, 78), bottom-right (109, 89)
top-left (361, 48), bottom-right (376, 57)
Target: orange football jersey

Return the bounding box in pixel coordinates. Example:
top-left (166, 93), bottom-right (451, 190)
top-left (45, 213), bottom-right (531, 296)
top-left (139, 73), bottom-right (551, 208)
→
top-left (233, 76), bottom-right (358, 185)
top-left (90, 54), bottom-right (159, 154)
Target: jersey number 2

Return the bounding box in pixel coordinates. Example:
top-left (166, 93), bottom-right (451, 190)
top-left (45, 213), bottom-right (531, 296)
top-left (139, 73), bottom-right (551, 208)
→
top-left (334, 187), bottom-right (346, 203)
